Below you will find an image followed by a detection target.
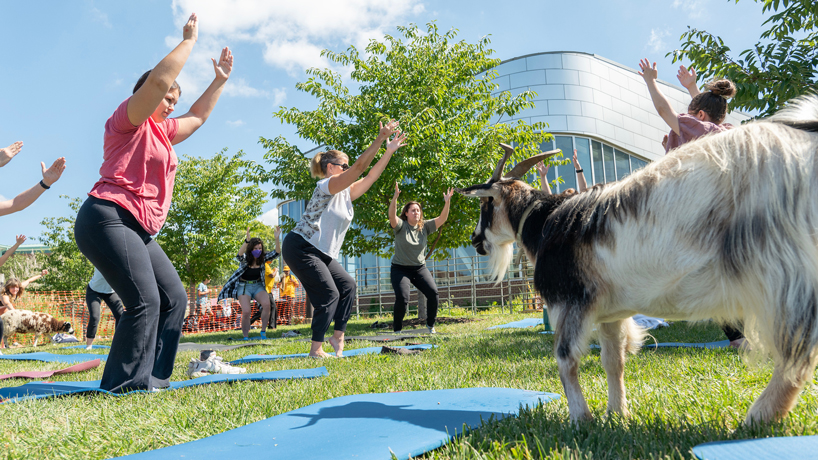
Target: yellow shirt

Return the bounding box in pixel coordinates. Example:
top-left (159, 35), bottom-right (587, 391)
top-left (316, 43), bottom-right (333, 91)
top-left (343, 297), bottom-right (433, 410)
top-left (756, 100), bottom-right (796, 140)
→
top-left (281, 274), bottom-right (298, 297)
top-left (264, 261), bottom-right (277, 293)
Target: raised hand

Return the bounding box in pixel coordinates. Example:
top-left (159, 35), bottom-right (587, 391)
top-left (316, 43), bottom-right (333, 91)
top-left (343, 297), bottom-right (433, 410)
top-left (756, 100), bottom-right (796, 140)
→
top-left (183, 13), bottom-right (198, 42)
top-left (212, 47), bottom-right (233, 81)
top-left (274, 225), bottom-right (281, 240)
top-left (245, 227), bottom-right (251, 240)
top-left (676, 65), bottom-right (697, 89)
top-left (535, 160), bottom-right (549, 177)
top-left (379, 119), bottom-right (399, 138)
top-left (386, 130), bottom-right (407, 152)
top-left (393, 181), bottom-right (401, 197)
top-left (572, 149), bottom-right (581, 169)
top-left (15, 235), bottom-right (26, 246)
top-left (443, 187), bottom-right (454, 203)
top-left (637, 58), bottom-right (658, 82)
top-left (40, 269), bottom-right (48, 277)
top-left (0, 141), bottom-right (23, 168)
top-left (41, 157), bottom-right (66, 187)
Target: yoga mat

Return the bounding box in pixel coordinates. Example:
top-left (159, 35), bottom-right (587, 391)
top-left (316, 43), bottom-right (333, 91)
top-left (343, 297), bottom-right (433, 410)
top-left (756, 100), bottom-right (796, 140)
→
top-left (487, 318), bottom-right (543, 329)
top-left (0, 367), bottom-right (328, 403)
top-left (231, 345), bottom-right (435, 365)
top-left (117, 387), bottom-right (560, 459)
top-left (0, 359), bottom-right (101, 380)
top-left (589, 340), bottom-right (730, 350)
top-left (297, 334), bottom-right (429, 343)
top-left (693, 435), bottom-right (818, 460)
top-left (0, 352), bottom-right (107, 364)
top-left (177, 342), bottom-right (276, 352)
top-left (227, 336), bottom-right (278, 341)
top-left (63, 345), bottom-right (110, 349)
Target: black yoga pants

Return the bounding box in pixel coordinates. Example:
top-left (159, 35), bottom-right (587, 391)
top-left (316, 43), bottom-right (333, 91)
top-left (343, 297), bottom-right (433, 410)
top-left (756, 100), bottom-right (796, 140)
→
top-left (391, 263), bottom-right (439, 331)
top-left (75, 196), bottom-right (187, 392)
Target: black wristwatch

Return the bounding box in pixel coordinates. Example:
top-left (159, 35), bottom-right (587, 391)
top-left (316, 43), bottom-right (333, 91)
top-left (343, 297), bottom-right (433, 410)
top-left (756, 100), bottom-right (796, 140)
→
top-left (575, 169), bottom-right (583, 173)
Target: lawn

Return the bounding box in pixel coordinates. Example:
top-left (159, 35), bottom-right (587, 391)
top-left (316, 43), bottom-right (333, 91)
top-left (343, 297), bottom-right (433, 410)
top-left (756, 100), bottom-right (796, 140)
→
top-left (1, 313), bottom-right (817, 459)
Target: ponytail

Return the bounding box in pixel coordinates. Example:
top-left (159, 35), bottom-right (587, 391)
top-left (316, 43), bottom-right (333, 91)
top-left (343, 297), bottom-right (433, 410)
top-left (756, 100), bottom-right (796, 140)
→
top-left (309, 150), bottom-right (347, 179)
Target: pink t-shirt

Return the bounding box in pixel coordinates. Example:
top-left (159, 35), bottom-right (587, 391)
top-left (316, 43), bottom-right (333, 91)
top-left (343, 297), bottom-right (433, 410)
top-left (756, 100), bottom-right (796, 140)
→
top-left (665, 113), bottom-right (732, 153)
top-left (89, 98), bottom-right (180, 234)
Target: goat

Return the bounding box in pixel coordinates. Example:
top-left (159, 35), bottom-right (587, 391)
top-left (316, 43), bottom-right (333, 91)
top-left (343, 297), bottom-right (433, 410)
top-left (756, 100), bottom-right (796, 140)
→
top-left (459, 95), bottom-right (818, 425)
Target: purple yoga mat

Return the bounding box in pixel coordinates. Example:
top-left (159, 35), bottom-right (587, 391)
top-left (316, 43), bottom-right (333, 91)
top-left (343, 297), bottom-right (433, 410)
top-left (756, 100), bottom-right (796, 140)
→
top-left (0, 359), bottom-right (101, 380)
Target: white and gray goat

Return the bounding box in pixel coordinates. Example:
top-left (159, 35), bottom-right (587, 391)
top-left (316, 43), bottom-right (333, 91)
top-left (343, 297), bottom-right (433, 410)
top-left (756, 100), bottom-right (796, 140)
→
top-left (459, 95), bottom-right (818, 425)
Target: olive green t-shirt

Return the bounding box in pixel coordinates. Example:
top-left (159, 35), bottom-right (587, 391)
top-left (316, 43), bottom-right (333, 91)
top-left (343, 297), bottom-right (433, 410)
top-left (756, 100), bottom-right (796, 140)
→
top-left (391, 219), bottom-right (437, 266)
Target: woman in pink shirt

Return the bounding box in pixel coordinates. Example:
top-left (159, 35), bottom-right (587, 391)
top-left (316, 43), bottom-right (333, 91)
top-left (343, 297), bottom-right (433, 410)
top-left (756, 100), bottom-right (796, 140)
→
top-left (73, 13), bottom-right (233, 392)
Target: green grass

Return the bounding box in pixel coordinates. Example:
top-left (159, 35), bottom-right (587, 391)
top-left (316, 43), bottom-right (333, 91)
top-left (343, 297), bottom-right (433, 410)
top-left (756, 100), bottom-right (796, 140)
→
top-left (1, 315), bottom-right (817, 459)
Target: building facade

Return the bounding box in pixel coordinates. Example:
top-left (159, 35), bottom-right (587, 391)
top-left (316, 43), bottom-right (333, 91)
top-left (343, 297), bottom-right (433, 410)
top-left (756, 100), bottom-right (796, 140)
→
top-left (278, 51), bottom-right (749, 307)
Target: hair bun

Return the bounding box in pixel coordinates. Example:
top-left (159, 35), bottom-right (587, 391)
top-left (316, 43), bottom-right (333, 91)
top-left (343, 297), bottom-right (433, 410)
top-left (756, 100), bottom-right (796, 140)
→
top-left (706, 79), bottom-right (737, 99)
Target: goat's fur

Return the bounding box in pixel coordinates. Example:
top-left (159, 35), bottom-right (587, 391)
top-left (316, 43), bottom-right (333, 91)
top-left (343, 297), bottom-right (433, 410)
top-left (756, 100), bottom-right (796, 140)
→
top-left (460, 95), bottom-right (818, 424)
top-left (2, 309), bottom-right (74, 347)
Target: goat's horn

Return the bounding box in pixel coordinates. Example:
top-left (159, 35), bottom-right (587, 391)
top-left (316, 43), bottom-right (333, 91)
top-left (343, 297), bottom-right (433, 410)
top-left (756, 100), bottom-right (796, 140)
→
top-left (491, 143), bottom-right (515, 182)
top-left (505, 149), bottom-right (562, 179)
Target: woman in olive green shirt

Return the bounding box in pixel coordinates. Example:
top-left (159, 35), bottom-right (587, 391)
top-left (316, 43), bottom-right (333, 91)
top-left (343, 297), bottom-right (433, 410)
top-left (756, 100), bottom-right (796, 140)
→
top-left (388, 182), bottom-right (453, 333)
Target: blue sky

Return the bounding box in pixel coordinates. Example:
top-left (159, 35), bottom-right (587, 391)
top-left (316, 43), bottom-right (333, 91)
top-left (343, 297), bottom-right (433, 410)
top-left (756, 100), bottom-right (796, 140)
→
top-left (0, 0), bottom-right (766, 247)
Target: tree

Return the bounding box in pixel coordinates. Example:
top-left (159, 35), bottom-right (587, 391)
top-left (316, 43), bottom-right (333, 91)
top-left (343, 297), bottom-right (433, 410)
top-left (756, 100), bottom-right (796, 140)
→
top-left (262, 22), bottom-right (554, 259)
top-left (37, 195), bottom-right (93, 291)
top-left (157, 149), bottom-right (268, 288)
top-left (670, 0), bottom-right (818, 117)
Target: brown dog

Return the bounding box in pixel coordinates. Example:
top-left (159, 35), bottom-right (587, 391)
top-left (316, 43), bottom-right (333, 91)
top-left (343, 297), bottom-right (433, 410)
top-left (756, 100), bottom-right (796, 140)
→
top-left (1, 309), bottom-right (74, 347)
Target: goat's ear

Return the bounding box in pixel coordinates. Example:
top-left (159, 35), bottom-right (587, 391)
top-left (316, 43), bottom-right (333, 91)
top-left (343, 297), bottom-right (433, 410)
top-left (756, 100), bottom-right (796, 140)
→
top-left (457, 183), bottom-right (498, 198)
top-left (505, 149), bottom-right (562, 179)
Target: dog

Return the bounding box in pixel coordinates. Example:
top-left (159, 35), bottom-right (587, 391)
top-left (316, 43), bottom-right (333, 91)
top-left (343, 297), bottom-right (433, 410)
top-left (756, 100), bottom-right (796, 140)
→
top-left (1, 309), bottom-right (74, 347)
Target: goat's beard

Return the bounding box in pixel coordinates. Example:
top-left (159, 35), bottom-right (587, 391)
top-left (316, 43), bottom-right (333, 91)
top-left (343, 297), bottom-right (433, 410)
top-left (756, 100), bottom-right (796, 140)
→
top-left (485, 241), bottom-right (514, 284)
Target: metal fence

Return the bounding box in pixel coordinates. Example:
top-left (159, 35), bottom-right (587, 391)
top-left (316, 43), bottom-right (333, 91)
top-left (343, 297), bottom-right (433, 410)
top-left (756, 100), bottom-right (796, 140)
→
top-left (353, 246), bottom-right (543, 318)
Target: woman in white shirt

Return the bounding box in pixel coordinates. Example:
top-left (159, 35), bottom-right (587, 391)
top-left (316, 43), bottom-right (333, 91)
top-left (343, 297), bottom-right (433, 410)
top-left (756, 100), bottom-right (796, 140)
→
top-left (282, 120), bottom-right (406, 358)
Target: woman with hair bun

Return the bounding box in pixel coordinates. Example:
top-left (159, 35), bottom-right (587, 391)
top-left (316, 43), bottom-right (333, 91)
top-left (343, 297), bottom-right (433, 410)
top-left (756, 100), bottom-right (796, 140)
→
top-left (283, 121), bottom-right (407, 358)
top-left (638, 59), bottom-right (736, 153)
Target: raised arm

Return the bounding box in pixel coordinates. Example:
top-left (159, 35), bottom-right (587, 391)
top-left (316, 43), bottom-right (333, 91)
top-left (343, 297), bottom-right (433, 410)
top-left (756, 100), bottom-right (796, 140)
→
top-left (0, 158), bottom-right (66, 217)
top-left (388, 182), bottom-right (401, 228)
top-left (327, 120), bottom-right (399, 195)
top-left (21, 269), bottom-right (47, 289)
top-left (638, 59), bottom-right (680, 135)
top-left (350, 130), bottom-right (407, 201)
top-left (535, 161), bottom-right (552, 195)
top-left (1, 295), bottom-right (14, 310)
top-left (0, 235), bottom-right (26, 268)
top-left (127, 13), bottom-right (198, 127)
top-left (573, 150), bottom-right (588, 193)
top-left (238, 227), bottom-right (251, 257)
top-left (172, 47), bottom-right (233, 144)
top-left (433, 188), bottom-right (454, 229)
top-left (677, 65), bottom-right (701, 98)
top-left (274, 225), bottom-right (282, 255)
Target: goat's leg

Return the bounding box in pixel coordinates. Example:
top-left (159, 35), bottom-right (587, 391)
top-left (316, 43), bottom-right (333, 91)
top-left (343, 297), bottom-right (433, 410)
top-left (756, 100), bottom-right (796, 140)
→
top-left (32, 333), bottom-right (39, 347)
top-left (745, 360), bottom-right (815, 425)
top-left (598, 320), bottom-right (631, 417)
top-left (553, 306), bottom-right (593, 422)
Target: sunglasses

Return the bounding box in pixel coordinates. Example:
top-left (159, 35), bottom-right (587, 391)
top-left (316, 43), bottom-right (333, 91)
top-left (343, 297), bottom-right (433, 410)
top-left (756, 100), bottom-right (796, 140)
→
top-left (329, 162), bottom-right (350, 171)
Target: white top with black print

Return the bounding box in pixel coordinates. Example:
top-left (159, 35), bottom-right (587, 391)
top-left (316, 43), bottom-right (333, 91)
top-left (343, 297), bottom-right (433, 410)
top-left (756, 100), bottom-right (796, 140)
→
top-left (293, 178), bottom-right (354, 260)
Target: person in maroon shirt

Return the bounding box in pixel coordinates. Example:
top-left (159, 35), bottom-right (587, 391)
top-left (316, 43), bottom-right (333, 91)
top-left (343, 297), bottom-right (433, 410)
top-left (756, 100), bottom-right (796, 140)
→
top-left (74, 13), bottom-right (233, 392)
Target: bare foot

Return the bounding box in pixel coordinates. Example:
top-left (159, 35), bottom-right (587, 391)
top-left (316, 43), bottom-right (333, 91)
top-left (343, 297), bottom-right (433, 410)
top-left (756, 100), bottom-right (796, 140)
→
top-left (329, 335), bottom-right (344, 357)
top-left (0, 141), bottom-right (23, 167)
top-left (309, 350), bottom-right (332, 359)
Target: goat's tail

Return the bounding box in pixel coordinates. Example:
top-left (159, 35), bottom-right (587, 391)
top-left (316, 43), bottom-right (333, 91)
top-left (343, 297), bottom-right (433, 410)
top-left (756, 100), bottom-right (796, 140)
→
top-left (623, 317), bottom-right (647, 355)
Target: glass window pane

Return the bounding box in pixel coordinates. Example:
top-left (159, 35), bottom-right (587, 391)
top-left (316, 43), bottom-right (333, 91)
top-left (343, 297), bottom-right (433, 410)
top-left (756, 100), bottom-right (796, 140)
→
top-left (615, 149), bottom-right (631, 180)
top-left (630, 156), bottom-right (648, 172)
top-left (555, 136), bottom-right (575, 191)
top-left (603, 144), bottom-right (616, 183)
top-left (591, 141), bottom-right (604, 185)
top-left (574, 137), bottom-right (591, 189)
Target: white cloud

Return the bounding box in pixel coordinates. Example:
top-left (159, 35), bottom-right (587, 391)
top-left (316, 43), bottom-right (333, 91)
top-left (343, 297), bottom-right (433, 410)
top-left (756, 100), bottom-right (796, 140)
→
top-left (224, 77), bottom-right (269, 98)
top-left (88, 6), bottom-right (112, 28)
top-left (168, 0), bottom-right (425, 83)
top-left (226, 120), bottom-right (245, 127)
top-left (672, 0), bottom-right (705, 19)
top-left (647, 28), bottom-right (670, 53)
top-left (0, 194), bottom-right (7, 202)
top-left (272, 88), bottom-right (287, 107)
top-left (257, 208), bottom-right (278, 226)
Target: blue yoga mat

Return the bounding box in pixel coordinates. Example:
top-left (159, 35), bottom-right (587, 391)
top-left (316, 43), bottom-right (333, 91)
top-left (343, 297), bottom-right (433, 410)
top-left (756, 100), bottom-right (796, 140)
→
top-left (0, 352), bottom-right (108, 363)
top-left (0, 367), bottom-right (328, 403)
top-left (231, 345), bottom-right (435, 365)
top-left (487, 318), bottom-right (543, 329)
top-left (589, 340), bottom-right (730, 350)
top-left (693, 435), bottom-right (818, 460)
top-left (118, 387), bottom-right (560, 459)
top-left (63, 345), bottom-right (111, 349)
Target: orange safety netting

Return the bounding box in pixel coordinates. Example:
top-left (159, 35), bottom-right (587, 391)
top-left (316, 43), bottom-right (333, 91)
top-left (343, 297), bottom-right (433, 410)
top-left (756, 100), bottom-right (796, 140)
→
top-left (2, 287), bottom-right (308, 346)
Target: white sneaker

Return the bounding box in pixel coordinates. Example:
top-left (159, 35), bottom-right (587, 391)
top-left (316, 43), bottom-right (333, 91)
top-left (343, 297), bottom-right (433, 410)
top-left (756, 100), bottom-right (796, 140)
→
top-left (85, 345), bottom-right (93, 351)
top-left (428, 327), bottom-right (437, 334)
top-left (187, 351), bottom-right (246, 378)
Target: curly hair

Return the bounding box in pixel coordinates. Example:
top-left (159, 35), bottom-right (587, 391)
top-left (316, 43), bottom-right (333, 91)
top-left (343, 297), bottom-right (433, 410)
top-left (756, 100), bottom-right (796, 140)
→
top-left (244, 237), bottom-right (265, 266)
